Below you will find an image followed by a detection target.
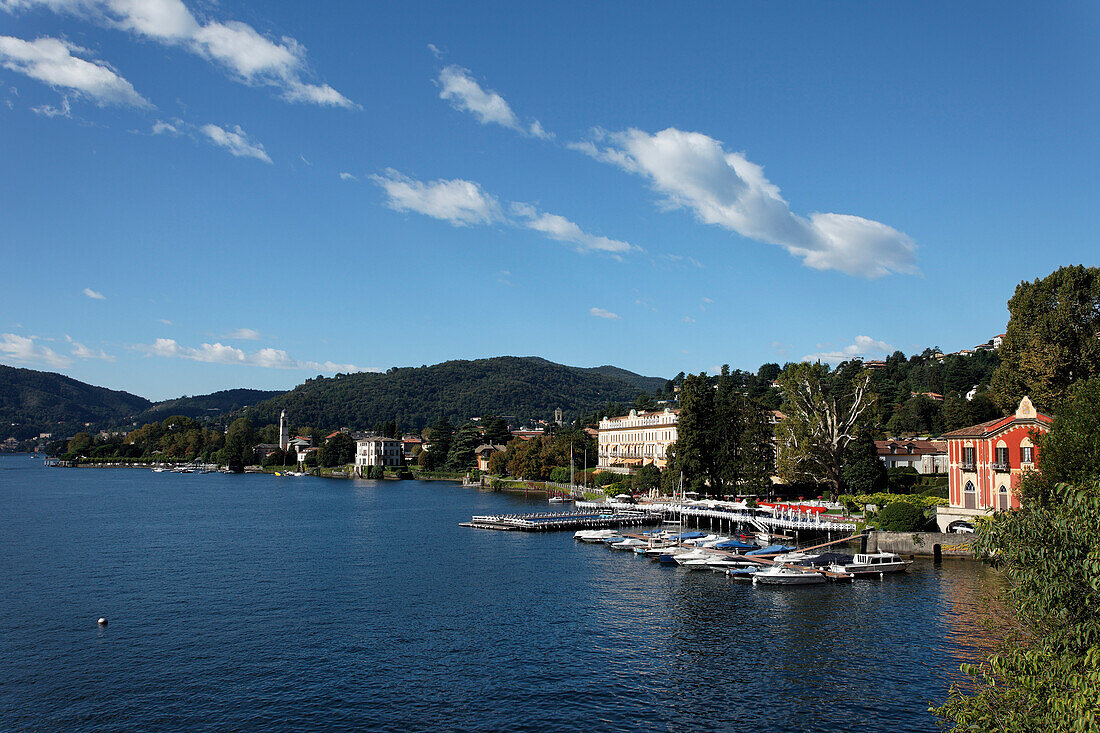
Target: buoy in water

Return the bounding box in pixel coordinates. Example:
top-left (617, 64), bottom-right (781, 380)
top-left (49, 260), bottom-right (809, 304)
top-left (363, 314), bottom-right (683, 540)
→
top-left (97, 617), bottom-right (108, 626)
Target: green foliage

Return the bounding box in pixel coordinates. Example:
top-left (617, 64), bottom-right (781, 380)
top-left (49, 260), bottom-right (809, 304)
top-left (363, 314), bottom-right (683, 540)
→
top-left (841, 430), bottom-right (888, 494)
top-left (481, 416), bottom-right (512, 445)
top-left (838, 492), bottom-right (947, 510)
top-left (248, 356), bottom-right (666, 433)
top-left (1037, 377), bottom-right (1100, 486)
top-left (991, 265), bottom-right (1100, 412)
top-left (368, 465), bottom-right (385, 480)
top-left (135, 388), bottom-right (279, 425)
top-left (444, 423), bottom-right (481, 471)
top-left (220, 417), bottom-right (256, 468)
top-left (632, 464), bottom-right (661, 492)
top-left (549, 466), bottom-right (570, 484)
top-left (320, 432), bottom-right (355, 467)
top-left (261, 450), bottom-right (285, 467)
top-left (871, 501), bottom-right (928, 531)
top-left (886, 466), bottom-right (921, 493)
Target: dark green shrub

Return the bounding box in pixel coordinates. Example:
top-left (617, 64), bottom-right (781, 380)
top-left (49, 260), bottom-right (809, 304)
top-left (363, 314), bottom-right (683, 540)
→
top-left (874, 501), bottom-right (928, 532)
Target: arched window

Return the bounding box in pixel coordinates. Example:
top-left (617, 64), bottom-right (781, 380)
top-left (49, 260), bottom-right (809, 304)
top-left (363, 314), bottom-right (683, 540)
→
top-left (964, 480), bottom-right (975, 492)
top-left (963, 480), bottom-right (976, 509)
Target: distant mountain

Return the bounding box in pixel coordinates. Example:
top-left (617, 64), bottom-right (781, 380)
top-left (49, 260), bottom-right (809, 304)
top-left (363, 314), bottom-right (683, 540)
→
top-left (0, 364), bottom-right (152, 439)
top-left (135, 388), bottom-right (282, 424)
top-left (246, 356), bottom-right (667, 431)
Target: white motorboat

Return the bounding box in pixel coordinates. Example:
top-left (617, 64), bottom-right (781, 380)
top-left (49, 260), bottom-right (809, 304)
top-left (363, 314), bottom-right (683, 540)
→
top-left (828, 552), bottom-right (912, 576)
top-left (752, 564), bottom-right (826, 585)
top-left (548, 496), bottom-right (564, 504)
top-left (610, 538), bottom-right (647, 551)
top-left (574, 529), bottom-right (619, 543)
top-left (772, 551), bottom-right (820, 565)
top-left (704, 556), bottom-right (758, 571)
top-left (673, 548), bottom-right (720, 566)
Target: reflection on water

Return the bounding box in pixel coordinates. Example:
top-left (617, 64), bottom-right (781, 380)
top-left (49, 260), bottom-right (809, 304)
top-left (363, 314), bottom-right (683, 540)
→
top-left (1, 454), bottom-right (999, 732)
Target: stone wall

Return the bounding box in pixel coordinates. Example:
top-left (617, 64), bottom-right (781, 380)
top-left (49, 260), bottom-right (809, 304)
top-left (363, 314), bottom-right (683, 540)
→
top-left (866, 531), bottom-right (975, 558)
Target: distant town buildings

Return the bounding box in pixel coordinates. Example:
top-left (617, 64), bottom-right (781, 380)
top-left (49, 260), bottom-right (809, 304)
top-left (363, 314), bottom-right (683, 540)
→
top-left (597, 407), bottom-right (679, 470)
top-left (474, 444), bottom-right (506, 472)
top-left (936, 396), bottom-right (1052, 531)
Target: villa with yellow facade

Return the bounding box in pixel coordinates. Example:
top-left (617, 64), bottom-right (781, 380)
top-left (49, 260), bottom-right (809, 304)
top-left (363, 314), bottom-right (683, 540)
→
top-left (597, 407), bottom-right (679, 470)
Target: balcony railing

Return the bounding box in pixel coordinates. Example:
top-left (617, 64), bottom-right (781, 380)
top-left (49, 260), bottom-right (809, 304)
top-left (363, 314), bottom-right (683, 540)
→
top-left (992, 461), bottom-right (1010, 472)
top-left (959, 460), bottom-right (976, 471)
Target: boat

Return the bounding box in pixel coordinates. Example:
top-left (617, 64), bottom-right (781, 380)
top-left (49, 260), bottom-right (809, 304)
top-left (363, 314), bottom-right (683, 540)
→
top-left (752, 564), bottom-right (827, 585)
top-left (828, 552), bottom-right (912, 576)
top-left (746, 544), bottom-right (795, 556)
top-left (773, 551), bottom-right (820, 565)
top-left (151, 467), bottom-right (168, 473)
top-left (673, 548), bottom-right (719, 566)
top-left (573, 529), bottom-right (618, 543)
top-left (726, 567), bottom-right (759, 580)
top-left (548, 496), bottom-right (564, 504)
top-left (609, 538), bottom-right (647, 551)
top-left (711, 539), bottom-right (757, 551)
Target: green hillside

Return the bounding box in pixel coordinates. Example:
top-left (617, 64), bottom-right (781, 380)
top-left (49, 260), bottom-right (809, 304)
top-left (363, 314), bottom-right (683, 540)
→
top-left (0, 364), bottom-right (152, 439)
top-left (246, 356), bottom-right (666, 430)
top-left (135, 388), bottom-right (281, 424)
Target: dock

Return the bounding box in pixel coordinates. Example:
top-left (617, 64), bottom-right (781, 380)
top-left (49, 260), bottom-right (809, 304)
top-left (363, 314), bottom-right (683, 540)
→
top-left (463, 509), bottom-right (660, 532)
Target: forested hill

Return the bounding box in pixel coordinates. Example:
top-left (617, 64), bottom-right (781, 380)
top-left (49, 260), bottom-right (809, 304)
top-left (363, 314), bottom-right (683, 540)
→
top-left (134, 388), bottom-right (282, 425)
top-left (246, 356), bottom-right (666, 431)
top-left (0, 364), bottom-right (152, 439)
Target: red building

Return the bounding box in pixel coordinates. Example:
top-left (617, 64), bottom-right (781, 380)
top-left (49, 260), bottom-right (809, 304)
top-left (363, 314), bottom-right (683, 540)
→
top-left (935, 396), bottom-right (1052, 530)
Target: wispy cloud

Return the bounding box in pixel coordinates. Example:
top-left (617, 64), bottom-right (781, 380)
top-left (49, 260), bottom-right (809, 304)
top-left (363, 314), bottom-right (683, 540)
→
top-left (575, 127), bottom-right (919, 278)
top-left (1, 0), bottom-right (355, 108)
top-left (681, 316), bottom-right (696, 323)
top-left (372, 169), bottom-right (637, 258)
top-left (83, 287), bottom-right (105, 300)
top-left (338, 171), bottom-right (357, 181)
top-left (436, 64), bottom-right (550, 139)
top-left (371, 169), bottom-right (502, 226)
top-left (65, 334), bottom-right (114, 361)
top-left (226, 327), bottom-right (260, 340)
top-left (158, 318), bottom-right (172, 325)
top-left (0, 332), bottom-right (71, 367)
top-left (0, 34), bottom-right (150, 108)
top-left (802, 335), bottom-right (894, 364)
top-left (151, 119), bottom-right (179, 135)
top-left (135, 337), bottom-right (376, 373)
top-left (589, 307), bottom-right (621, 320)
top-left (200, 123), bottom-right (271, 163)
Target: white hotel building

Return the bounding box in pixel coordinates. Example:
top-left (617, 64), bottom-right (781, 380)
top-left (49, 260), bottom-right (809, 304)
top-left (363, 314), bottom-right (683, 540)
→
top-left (597, 408), bottom-right (679, 470)
top-left (354, 436), bottom-right (404, 476)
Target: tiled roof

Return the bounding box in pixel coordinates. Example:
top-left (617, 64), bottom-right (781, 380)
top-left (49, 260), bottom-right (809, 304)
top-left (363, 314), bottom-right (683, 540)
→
top-left (875, 439), bottom-right (945, 456)
top-left (940, 417), bottom-right (1012, 438)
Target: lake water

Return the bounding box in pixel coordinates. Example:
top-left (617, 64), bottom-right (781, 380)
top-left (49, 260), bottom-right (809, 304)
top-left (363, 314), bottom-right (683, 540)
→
top-left (0, 454), bottom-right (999, 731)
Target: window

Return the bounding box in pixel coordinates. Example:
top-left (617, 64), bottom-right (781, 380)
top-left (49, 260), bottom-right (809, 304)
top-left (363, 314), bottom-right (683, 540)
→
top-left (962, 447), bottom-right (975, 465)
top-left (964, 480), bottom-right (975, 492)
top-left (1021, 446), bottom-right (1034, 463)
top-left (995, 446), bottom-right (1009, 467)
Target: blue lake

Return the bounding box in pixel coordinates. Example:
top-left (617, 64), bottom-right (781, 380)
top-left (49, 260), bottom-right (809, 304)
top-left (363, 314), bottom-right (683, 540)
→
top-left (0, 454), bottom-right (998, 731)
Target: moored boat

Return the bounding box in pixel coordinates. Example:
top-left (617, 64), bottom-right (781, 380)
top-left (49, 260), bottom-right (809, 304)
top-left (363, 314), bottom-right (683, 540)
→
top-left (752, 564), bottom-right (826, 585)
top-left (828, 551), bottom-right (912, 576)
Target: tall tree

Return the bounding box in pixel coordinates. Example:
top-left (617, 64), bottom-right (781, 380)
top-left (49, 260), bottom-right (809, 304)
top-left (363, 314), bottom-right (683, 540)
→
top-left (674, 372), bottom-right (724, 493)
top-left (482, 416), bottom-right (512, 445)
top-left (220, 417), bottom-right (255, 470)
top-left (776, 362), bottom-right (874, 491)
top-left (991, 265), bottom-right (1100, 412)
top-left (737, 397), bottom-right (777, 495)
top-left (445, 423), bottom-right (482, 471)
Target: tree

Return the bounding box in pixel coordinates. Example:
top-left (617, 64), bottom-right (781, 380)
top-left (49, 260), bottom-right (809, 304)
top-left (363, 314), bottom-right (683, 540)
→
top-left (1036, 377), bottom-right (1100, 486)
top-left (445, 423), bottom-right (481, 471)
top-left (674, 372), bottom-right (723, 493)
top-left (423, 417), bottom-right (454, 470)
top-left (632, 464), bottom-right (661, 492)
top-left (487, 449), bottom-right (509, 476)
top-left (506, 437), bottom-right (544, 480)
top-left (777, 361), bottom-right (874, 491)
top-left (220, 417), bottom-right (255, 469)
top-left (66, 432), bottom-right (93, 456)
top-left (934, 380), bottom-right (1100, 730)
top-left (320, 432), bottom-right (355, 467)
top-left (872, 502), bottom-right (927, 531)
top-left (633, 393), bottom-right (657, 412)
top-left (840, 430), bottom-right (887, 494)
top-left (261, 449), bottom-right (285, 468)
top-left (482, 416), bottom-right (512, 445)
top-left (736, 397), bottom-right (777, 495)
top-left (991, 265), bottom-right (1100, 412)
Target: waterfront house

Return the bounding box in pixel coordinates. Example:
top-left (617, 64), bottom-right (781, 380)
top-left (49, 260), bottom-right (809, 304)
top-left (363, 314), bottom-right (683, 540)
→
top-left (876, 439), bottom-right (948, 474)
top-left (253, 443), bottom-right (281, 461)
top-left (597, 407), bottom-right (679, 470)
top-left (474, 444), bottom-right (507, 472)
top-left (935, 396), bottom-right (1052, 531)
top-left (354, 436), bottom-right (403, 476)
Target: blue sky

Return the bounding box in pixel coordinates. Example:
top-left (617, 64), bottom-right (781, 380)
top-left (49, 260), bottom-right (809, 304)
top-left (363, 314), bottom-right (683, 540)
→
top-left (1, 1), bottom-right (1097, 401)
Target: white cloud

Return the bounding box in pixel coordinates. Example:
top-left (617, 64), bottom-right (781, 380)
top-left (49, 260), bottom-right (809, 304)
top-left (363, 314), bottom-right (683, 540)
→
top-left (437, 64), bottom-right (550, 139)
top-left (151, 119), bottom-right (178, 135)
top-left (372, 170), bottom-right (638, 259)
top-left (801, 334), bottom-right (895, 364)
top-left (589, 307), bottom-right (621, 320)
top-left (0, 332), bottom-right (71, 367)
top-left (0, 0), bottom-right (354, 108)
top-left (32, 96), bottom-right (70, 116)
top-left (371, 168), bottom-right (502, 226)
top-left (158, 318), bottom-right (172, 324)
top-left (0, 34), bottom-right (150, 107)
top-left (338, 171), bottom-right (357, 181)
top-left (82, 287), bottom-right (105, 299)
top-left (681, 316), bottom-right (696, 323)
top-left (512, 203), bottom-right (638, 255)
top-left (227, 327), bottom-right (260, 340)
top-left (200, 123), bottom-right (271, 163)
top-left (701, 297), bottom-right (713, 304)
top-left (427, 43), bottom-right (441, 59)
top-left (576, 127), bottom-right (919, 278)
top-left (135, 337), bottom-right (376, 373)
top-left (65, 334), bottom-right (114, 360)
